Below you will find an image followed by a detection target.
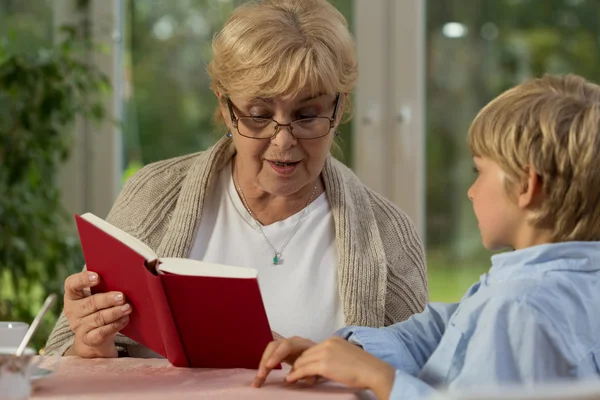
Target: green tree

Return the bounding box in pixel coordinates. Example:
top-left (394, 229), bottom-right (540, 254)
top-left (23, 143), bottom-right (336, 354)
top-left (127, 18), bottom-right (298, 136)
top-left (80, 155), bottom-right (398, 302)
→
top-left (0, 0), bottom-right (108, 349)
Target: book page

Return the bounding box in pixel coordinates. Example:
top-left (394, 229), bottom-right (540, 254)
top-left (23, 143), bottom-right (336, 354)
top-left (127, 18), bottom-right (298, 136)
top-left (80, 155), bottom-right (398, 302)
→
top-left (80, 213), bottom-right (157, 261)
top-left (159, 258), bottom-right (258, 279)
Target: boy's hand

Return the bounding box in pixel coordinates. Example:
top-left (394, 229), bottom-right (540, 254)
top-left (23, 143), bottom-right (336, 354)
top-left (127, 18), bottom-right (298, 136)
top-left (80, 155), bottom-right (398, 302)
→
top-left (252, 336), bottom-right (317, 388)
top-left (285, 337), bottom-right (395, 400)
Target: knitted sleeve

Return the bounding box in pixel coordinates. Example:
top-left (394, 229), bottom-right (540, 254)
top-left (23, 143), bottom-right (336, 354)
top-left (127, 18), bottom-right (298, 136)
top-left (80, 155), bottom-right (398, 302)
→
top-left (368, 190), bottom-right (429, 325)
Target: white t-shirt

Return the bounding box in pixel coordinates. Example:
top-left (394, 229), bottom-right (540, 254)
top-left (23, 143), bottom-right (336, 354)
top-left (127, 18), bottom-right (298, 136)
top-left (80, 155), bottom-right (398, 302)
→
top-left (189, 161), bottom-right (345, 342)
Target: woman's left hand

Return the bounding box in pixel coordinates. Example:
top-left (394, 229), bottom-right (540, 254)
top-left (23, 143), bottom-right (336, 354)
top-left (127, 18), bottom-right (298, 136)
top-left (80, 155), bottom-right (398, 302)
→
top-left (285, 337), bottom-right (396, 400)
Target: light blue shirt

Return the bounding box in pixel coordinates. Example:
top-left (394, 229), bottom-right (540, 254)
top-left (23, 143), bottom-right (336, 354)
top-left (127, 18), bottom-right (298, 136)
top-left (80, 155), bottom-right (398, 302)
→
top-left (337, 242), bottom-right (600, 399)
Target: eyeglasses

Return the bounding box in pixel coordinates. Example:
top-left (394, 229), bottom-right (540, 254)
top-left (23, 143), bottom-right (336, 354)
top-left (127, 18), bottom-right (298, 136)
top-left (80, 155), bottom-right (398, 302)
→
top-left (226, 94), bottom-right (341, 140)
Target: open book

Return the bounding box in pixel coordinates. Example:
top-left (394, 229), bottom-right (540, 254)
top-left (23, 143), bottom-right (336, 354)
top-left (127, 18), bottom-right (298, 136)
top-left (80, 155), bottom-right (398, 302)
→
top-left (75, 213), bottom-right (275, 369)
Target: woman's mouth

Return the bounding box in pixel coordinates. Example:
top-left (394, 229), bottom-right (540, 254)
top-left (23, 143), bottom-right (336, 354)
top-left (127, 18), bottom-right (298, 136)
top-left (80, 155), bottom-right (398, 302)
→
top-left (267, 160), bottom-right (300, 175)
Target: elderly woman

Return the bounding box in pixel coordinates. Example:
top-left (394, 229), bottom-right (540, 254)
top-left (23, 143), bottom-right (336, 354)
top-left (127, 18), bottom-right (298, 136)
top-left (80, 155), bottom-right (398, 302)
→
top-left (45, 0), bottom-right (428, 359)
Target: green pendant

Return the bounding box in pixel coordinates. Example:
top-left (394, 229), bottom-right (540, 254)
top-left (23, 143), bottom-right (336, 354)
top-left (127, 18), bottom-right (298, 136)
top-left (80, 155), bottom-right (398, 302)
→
top-left (273, 254), bottom-right (279, 265)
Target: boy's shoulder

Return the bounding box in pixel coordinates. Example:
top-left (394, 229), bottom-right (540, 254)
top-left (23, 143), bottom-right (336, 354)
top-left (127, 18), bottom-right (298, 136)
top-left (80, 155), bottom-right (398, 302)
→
top-left (458, 270), bottom-right (600, 352)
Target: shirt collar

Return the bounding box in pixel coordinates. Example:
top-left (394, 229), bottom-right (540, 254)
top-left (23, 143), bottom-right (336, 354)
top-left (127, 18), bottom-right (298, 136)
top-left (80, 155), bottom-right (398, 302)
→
top-left (488, 242), bottom-right (600, 281)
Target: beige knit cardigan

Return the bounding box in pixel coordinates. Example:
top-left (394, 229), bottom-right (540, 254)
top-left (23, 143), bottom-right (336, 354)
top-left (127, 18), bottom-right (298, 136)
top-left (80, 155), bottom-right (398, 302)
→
top-left (45, 137), bottom-right (428, 356)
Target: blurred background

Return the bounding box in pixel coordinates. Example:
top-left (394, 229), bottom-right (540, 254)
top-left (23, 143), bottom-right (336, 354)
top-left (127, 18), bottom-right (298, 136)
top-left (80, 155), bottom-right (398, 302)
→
top-left (1, 0), bottom-right (599, 350)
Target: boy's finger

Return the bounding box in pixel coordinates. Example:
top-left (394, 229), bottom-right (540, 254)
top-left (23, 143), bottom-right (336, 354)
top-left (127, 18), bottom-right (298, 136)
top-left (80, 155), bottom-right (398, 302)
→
top-left (258, 341), bottom-right (279, 371)
top-left (289, 350), bottom-right (322, 372)
top-left (305, 375), bottom-right (318, 386)
top-left (265, 340), bottom-right (295, 368)
top-left (286, 362), bottom-right (320, 384)
top-left (253, 341), bottom-right (281, 387)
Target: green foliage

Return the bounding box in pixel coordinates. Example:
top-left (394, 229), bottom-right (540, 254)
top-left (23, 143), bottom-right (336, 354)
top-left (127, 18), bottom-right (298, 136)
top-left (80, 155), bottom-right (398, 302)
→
top-left (0, 24), bottom-right (108, 350)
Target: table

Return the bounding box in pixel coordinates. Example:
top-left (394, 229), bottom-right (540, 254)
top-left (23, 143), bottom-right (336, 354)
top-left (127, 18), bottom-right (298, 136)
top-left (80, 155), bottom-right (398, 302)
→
top-left (31, 357), bottom-right (375, 399)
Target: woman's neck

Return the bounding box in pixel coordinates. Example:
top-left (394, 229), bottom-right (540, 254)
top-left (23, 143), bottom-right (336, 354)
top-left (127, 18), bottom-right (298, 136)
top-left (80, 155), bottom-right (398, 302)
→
top-left (232, 158), bottom-right (324, 226)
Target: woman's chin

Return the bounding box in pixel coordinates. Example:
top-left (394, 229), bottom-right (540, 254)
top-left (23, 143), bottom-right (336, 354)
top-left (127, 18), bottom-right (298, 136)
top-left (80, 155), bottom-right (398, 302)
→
top-left (259, 177), bottom-right (312, 198)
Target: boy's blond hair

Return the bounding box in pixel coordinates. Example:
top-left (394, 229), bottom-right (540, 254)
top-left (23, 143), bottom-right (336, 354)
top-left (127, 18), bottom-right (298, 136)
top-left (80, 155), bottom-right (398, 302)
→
top-left (468, 74), bottom-right (600, 242)
top-left (207, 0), bottom-right (357, 100)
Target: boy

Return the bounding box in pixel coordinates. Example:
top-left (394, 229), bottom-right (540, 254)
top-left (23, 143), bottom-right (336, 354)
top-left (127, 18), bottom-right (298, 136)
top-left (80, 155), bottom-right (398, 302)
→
top-left (252, 74), bottom-right (600, 399)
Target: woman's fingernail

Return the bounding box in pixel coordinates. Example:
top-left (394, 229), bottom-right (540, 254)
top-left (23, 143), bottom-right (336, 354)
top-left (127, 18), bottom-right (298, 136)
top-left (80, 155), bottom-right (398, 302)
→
top-left (89, 273), bottom-right (98, 281)
top-left (120, 316), bottom-right (129, 323)
top-left (121, 304), bottom-right (130, 312)
top-left (114, 293), bottom-right (123, 301)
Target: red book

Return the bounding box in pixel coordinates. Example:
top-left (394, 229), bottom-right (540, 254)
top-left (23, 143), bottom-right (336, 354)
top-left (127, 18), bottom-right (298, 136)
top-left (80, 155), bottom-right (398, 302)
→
top-left (75, 213), bottom-right (276, 369)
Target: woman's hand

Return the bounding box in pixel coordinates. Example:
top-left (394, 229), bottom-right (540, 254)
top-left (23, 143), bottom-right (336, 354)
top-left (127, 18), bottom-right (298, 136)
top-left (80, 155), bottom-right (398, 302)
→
top-left (285, 337), bottom-right (396, 400)
top-left (63, 271), bottom-right (132, 358)
top-left (253, 336), bottom-right (317, 387)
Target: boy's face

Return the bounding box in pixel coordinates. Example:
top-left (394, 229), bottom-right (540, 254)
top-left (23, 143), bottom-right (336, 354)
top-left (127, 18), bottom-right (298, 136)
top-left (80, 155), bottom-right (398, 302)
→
top-left (468, 157), bottom-right (523, 250)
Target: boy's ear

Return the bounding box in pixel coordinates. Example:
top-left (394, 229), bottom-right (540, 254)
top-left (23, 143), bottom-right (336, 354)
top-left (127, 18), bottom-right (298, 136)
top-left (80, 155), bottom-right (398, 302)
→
top-left (517, 167), bottom-right (543, 209)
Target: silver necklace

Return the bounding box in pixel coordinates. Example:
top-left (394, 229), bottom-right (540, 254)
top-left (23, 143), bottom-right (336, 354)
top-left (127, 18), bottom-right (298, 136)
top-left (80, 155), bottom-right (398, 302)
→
top-left (235, 175), bottom-right (318, 265)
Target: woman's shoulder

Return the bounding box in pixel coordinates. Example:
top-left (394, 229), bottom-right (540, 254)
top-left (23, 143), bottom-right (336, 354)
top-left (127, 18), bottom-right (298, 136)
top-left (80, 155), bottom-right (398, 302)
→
top-left (121, 138), bottom-right (234, 197)
top-left (106, 151), bottom-right (210, 232)
top-left (121, 152), bottom-right (203, 198)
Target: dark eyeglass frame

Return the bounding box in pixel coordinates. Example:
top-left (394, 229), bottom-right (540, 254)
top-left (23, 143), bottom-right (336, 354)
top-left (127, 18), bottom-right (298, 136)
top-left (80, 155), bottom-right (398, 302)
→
top-left (225, 93), bottom-right (341, 140)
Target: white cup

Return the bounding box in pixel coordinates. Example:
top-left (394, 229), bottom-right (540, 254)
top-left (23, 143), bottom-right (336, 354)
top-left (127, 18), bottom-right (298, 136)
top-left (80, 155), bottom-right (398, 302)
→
top-left (0, 347), bottom-right (37, 400)
top-left (0, 323), bottom-right (28, 348)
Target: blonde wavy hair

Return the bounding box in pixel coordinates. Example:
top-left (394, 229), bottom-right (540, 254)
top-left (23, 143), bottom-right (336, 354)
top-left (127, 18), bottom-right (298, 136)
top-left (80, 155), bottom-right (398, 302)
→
top-left (468, 74), bottom-right (600, 242)
top-left (207, 0), bottom-right (358, 124)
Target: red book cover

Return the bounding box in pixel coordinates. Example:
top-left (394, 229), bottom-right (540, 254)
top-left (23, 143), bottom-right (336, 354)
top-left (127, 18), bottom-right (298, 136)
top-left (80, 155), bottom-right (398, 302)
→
top-left (75, 213), bottom-right (275, 369)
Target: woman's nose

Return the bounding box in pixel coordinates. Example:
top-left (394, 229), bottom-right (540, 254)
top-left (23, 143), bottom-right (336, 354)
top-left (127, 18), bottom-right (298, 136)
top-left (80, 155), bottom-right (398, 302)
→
top-left (270, 125), bottom-right (297, 149)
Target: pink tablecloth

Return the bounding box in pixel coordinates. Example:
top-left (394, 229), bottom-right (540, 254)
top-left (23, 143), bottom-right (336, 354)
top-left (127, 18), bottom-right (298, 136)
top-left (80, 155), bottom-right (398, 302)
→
top-left (31, 357), bottom-right (375, 399)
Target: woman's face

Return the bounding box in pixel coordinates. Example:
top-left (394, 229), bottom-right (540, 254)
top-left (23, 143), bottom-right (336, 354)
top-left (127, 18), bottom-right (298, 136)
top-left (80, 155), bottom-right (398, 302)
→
top-left (221, 91), bottom-right (342, 197)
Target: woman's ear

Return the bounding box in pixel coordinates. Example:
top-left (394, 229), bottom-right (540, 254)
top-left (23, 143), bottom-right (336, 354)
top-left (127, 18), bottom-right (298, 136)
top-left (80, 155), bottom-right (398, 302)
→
top-left (213, 91), bottom-right (232, 129)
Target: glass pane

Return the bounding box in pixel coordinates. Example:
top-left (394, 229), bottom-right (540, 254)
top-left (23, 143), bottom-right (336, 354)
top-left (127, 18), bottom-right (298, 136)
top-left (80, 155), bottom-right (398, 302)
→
top-left (122, 0), bottom-right (354, 181)
top-left (426, 0), bottom-right (600, 301)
